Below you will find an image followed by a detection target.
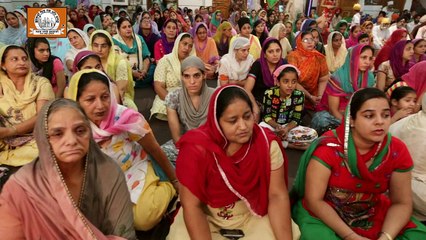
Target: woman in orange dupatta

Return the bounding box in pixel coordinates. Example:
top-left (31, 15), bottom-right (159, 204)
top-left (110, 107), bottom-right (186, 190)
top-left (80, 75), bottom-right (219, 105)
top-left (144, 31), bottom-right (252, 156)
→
top-left (287, 31), bottom-right (329, 111)
top-left (0, 99), bottom-right (136, 239)
top-left (192, 22), bottom-right (219, 79)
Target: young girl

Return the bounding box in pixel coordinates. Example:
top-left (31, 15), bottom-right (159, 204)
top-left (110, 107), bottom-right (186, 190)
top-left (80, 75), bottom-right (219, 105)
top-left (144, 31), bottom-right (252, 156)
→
top-left (261, 64), bottom-right (317, 150)
top-left (389, 85), bottom-right (417, 123)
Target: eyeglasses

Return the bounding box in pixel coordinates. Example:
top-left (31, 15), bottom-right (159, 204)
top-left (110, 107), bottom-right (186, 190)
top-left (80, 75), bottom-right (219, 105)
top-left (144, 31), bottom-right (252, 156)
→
top-left (302, 38), bottom-right (314, 43)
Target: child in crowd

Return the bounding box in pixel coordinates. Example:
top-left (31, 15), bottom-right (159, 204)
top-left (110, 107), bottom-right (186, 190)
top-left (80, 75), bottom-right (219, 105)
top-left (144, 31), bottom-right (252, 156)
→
top-left (388, 85), bottom-right (417, 123)
top-left (260, 64), bottom-right (317, 150)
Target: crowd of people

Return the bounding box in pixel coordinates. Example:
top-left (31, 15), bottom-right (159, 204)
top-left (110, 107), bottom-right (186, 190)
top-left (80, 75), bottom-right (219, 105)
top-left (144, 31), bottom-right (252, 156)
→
top-left (0, 1), bottom-right (426, 239)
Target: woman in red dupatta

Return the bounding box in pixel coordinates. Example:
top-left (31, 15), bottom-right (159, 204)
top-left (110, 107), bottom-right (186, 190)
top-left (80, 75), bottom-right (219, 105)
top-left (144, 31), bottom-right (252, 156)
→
top-left (287, 31), bottom-right (329, 111)
top-left (374, 29), bottom-right (408, 70)
top-left (0, 99), bottom-right (136, 239)
top-left (291, 88), bottom-right (426, 240)
top-left (167, 85), bottom-right (298, 240)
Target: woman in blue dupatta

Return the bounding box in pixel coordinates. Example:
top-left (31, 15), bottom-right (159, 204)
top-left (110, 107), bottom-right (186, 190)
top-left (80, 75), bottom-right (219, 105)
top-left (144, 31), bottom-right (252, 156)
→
top-left (0, 12), bottom-right (26, 46)
top-left (312, 44), bottom-right (376, 135)
top-left (292, 87), bottom-right (426, 240)
top-left (113, 17), bottom-right (154, 88)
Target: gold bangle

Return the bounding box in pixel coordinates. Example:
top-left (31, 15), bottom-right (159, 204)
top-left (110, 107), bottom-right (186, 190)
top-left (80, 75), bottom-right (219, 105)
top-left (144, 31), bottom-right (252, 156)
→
top-left (380, 231), bottom-right (393, 240)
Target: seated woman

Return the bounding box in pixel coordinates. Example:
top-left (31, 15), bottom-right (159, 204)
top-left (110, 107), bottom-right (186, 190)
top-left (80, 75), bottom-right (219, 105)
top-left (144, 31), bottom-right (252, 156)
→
top-left (26, 38), bottom-right (66, 98)
top-left (252, 19), bottom-right (269, 46)
top-left (374, 29), bottom-right (408, 70)
top-left (324, 31), bottom-right (347, 73)
top-left (166, 56), bottom-right (214, 144)
top-left (401, 61), bottom-right (426, 108)
top-left (151, 33), bottom-right (195, 121)
top-left (245, 37), bottom-right (287, 106)
top-left (213, 21), bottom-right (233, 57)
top-left (83, 24), bottom-right (96, 38)
top-left (218, 37), bottom-right (254, 87)
top-left (345, 25), bottom-right (361, 49)
top-left (334, 19), bottom-right (349, 38)
top-left (287, 31), bottom-right (329, 113)
top-left (0, 98), bottom-right (136, 239)
top-left (167, 85), bottom-right (299, 240)
top-left (229, 17), bottom-right (262, 60)
top-left (292, 87), bottom-right (426, 240)
top-left (390, 95), bottom-right (426, 223)
top-left (408, 39), bottom-right (426, 68)
top-left (377, 40), bottom-right (414, 91)
top-left (191, 22), bottom-right (220, 80)
top-left (65, 28), bottom-right (90, 74)
top-left (261, 64), bottom-right (318, 150)
top-left (269, 23), bottom-right (293, 59)
top-left (67, 69), bottom-right (178, 231)
top-left (388, 85), bottom-right (417, 123)
top-left (0, 45), bottom-right (55, 184)
top-left (113, 17), bottom-right (154, 88)
top-left (0, 12), bottom-right (27, 46)
top-left (313, 44), bottom-right (375, 135)
top-left (310, 28), bottom-right (326, 55)
top-left (209, 10), bottom-right (222, 35)
top-left (89, 30), bottom-right (137, 110)
top-left (154, 19), bottom-right (178, 64)
top-left (138, 12), bottom-right (161, 59)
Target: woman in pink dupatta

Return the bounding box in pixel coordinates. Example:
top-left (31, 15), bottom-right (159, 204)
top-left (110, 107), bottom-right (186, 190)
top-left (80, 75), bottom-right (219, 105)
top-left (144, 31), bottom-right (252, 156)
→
top-left (0, 98), bottom-right (136, 239)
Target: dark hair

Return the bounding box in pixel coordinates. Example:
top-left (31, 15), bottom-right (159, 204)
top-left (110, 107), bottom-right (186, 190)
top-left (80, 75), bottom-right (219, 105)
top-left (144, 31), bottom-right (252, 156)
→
top-left (76, 72), bottom-right (110, 100)
top-left (1, 45), bottom-right (27, 64)
top-left (180, 33), bottom-right (192, 42)
top-left (47, 98), bottom-right (90, 127)
top-left (117, 17), bottom-right (132, 30)
top-left (277, 66), bottom-right (299, 81)
top-left (25, 37), bottom-right (59, 80)
top-left (262, 38), bottom-right (282, 53)
top-left (300, 31), bottom-right (313, 40)
top-left (91, 32), bottom-right (112, 47)
top-left (77, 54), bottom-right (102, 70)
top-left (194, 14), bottom-right (203, 22)
top-left (216, 87), bottom-right (253, 121)
top-left (378, 11), bottom-right (387, 17)
top-left (360, 44), bottom-right (374, 55)
top-left (350, 88), bottom-right (389, 120)
top-left (196, 23), bottom-right (207, 33)
top-left (358, 33), bottom-right (370, 42)
top-left (390, 86), bottom-right (416, 101)
top-left (141, 11), bottom-right (150, 20)
top-left (350, 25), bottom-right (360, 33)
top-left (414, 39), bottom-right (426, 48)
top-left (332, 32), bottom-right (342, 41)
top-left (105, 6), bottom-right (112, 14)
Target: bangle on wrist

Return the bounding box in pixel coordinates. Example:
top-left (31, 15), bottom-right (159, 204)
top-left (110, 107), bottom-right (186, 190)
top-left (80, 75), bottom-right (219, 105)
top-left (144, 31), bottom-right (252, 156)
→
top-left (342, 231), bottom-right (354, 239)
top-left (380, 231), bottom-right (393, 240)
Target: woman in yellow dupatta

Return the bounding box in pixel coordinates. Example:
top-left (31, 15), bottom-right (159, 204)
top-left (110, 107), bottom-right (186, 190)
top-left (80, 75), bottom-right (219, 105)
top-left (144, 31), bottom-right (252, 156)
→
top-left (0, 45), bottom-right (54, 172)
top-left (89, 29), bottom-right (137, 110)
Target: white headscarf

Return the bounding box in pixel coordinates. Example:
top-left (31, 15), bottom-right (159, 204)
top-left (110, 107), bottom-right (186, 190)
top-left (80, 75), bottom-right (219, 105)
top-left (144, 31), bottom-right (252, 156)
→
top-left (65, 28), bottom-right (90, 62)
top-left (325, 31), bottom-right (348, 73)
top-left (218, 37), bottom-right (254, 81)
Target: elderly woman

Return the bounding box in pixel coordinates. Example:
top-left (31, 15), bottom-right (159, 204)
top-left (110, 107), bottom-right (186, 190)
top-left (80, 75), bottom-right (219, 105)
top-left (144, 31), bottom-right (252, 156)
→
top-left (229, 17), bottom-right (262, 60)
top-left (166, 56), bottom-right (215, 144)
top-left (0, 45), bottom-right (54, 188)
top-left (218, 37), bottom-right (254, 87)
top-left (67, 69), bottom-right (178, 231)
top-left (113, 17), bottom-right (154, 88)
top-left (151, 33), bottom-right (195, 121)
top-left (0, 12), bottom-right (26, 46)
top-left (89, 30), bottom-right (137, 110)
top-left (65, 28), bottom-right (90, 73)
top-left (0, 99), bottom-right (136, 239)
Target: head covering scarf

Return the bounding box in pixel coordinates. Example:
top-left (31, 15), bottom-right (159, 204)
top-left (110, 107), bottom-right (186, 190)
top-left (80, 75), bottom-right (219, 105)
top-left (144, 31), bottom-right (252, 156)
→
top-left (334, 19), bottom-right (349, 38)
top-left (345, 25), bottom-right (360, 48)
top-left (0, 13), bottom-right (27, 45)
top-left (300, 18), bottom-right (316, 32)
top-left (176, 85), bottom-right (288, 216)
top-left (409, 39), bottom-right (426, 68)
top-left (83, 24), bottom-right (96, 36)
top-left (72, 50), bottom-right (99, 73)
top-left (65, 28), bottom-right (90, 62)
top-left (389, 40), bottom-right (412, 79)
top-left (260, 37), bottom-right (285, 87)
top-left (238, 17), bottom-right (251, 31)
top-left (160, 19), bottom-right (179, 55)
top-left (178, 56), bottom-right (215, 130)
top-left (213, 21), bottom-right (233, 56)
top-left (374, 29), bottom-right (407, 69)
top-left (14, 9), bottom-right (27, 20)
top-left (219, 37), bottom-right (254, 81)
top-left (402, 61), bottom-right (426, 97)
top-left (26, 38), bottom-right (61, 81)
top-left (161, 32), bottom-right (196, 83)
top-left (1, 98), bottom-right (135, 239)
top-left (273, 64), bottom-right (301, 85)
top-left (93, 15), bottom-right (102, 29)
top-left (67, 69), bottom-right (148, 142)
top-left (210, 10), bottom-right (221, 28)
top-left (325, 31), bottom-right (348, 72)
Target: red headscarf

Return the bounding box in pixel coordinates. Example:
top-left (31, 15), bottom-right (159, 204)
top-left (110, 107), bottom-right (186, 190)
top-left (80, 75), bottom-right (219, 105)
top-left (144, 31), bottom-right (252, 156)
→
top-left (374, 29), bottom-right (407, 69)
top-left (402, 61), bottom-right (426, 97)
top-left (176, 85), bottom-right (288, 216)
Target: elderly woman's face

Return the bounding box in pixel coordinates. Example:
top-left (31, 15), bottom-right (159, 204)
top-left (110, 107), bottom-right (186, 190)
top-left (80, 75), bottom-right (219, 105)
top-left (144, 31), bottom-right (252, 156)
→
top-left (178, 37), bottom-right (194, 60)
top-left (68, 31), bottom-right (85, 49)
top-left (77, 80), bottom-right (111, 126)
top-left (47, 107), bottom-right (91, 164)
top-left (235, 45), bottom-right (250, 61)
top-left (182, 67), bottom-right (205, 95)
top-left (2, 48), bottom-right (30, 76)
